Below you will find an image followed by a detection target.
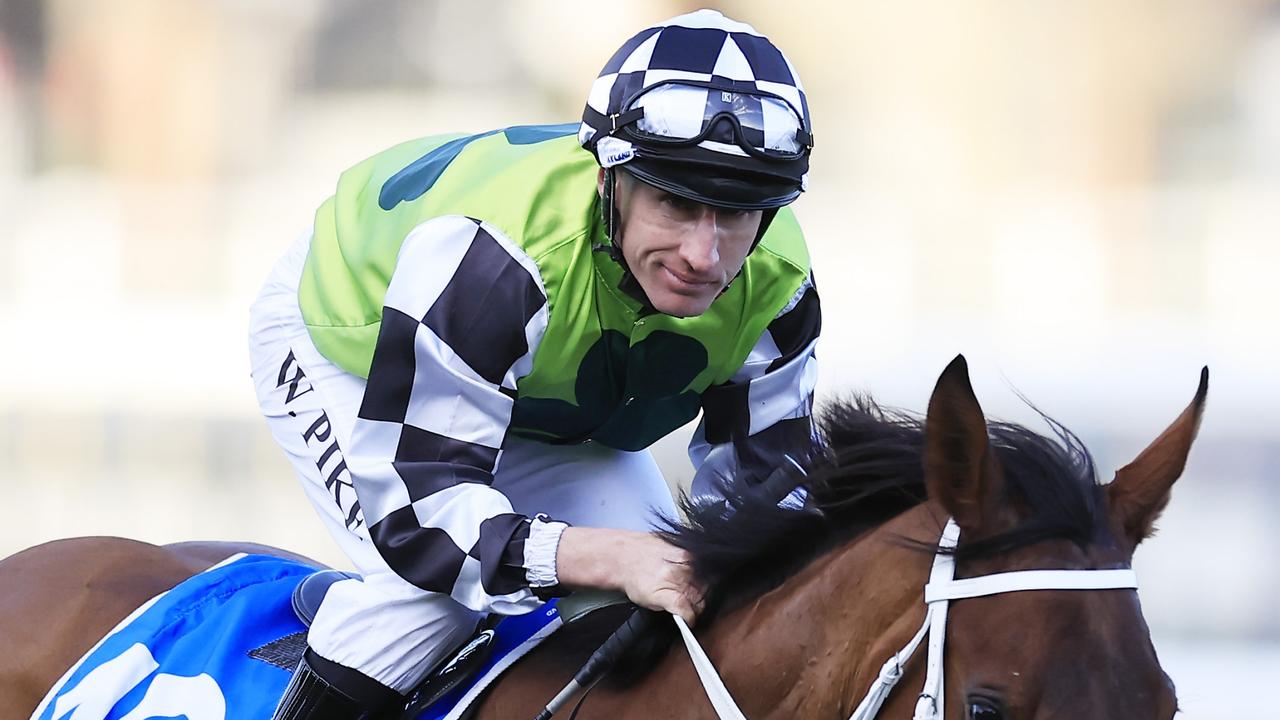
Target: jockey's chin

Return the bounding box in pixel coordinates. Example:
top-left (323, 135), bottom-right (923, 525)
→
top-left (642, 269), bottom-right (726, 317)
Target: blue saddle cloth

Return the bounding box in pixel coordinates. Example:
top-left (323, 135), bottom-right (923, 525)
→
top-left (32, 554), bottom-right (561, 720)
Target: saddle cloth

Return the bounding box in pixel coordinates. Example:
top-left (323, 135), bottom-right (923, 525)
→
top-left (30, 553), bottom-right (564, 720)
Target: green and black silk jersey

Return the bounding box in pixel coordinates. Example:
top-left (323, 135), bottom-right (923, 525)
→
top-left (296, 123), bottom-right (821, 610)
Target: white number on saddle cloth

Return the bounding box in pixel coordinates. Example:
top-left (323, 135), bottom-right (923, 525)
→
top-left (50, 642), bottom-right (226, 720)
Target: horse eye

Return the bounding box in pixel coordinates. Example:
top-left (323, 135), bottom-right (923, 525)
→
top-left (969, 699), bottom-right (1004, 720)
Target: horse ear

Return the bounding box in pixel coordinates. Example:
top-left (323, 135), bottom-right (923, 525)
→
top-left (1107, 367), bottom-right (1208, 548)
top-left (924, 355), bottom-right (1007, 534)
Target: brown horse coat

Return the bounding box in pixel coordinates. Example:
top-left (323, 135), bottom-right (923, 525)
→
top-left (0, 359), bottom-right (1205, 719)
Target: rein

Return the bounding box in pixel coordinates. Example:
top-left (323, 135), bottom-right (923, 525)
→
top-left (673, 519), bottom-right (1139, 720)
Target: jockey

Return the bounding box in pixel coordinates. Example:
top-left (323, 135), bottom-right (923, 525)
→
top-left (248, 9), bottom-right (820, 719)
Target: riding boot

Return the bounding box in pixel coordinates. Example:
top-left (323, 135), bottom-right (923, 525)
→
top-left (272, 648), bottom-right (403, 720)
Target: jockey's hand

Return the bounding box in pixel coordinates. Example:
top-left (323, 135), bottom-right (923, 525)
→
top-left (555, 527), bottom-right (705, 626)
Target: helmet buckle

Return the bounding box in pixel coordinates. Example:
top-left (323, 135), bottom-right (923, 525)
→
top-left (607, 107), bottom-right (646, 135)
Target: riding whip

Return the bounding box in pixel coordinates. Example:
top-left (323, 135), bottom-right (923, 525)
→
top-left (531, 608), bottom-right (658, 720)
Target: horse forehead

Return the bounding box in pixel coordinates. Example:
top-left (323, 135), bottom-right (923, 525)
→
top-left (945, 592), bottom-right (1173, 716)
top-left (949, 569), bottom-right (1150, 640)
top-left (948, 586), bottom-right (1167, 681)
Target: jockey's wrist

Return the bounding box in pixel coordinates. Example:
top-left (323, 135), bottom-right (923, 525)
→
top-left (525, 514), bottom-right (569, 596)
top-left (554, 527), bottom-right (635, 591)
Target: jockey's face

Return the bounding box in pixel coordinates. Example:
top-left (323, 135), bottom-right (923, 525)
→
top-left (602, 169), bottom-right (762, 317)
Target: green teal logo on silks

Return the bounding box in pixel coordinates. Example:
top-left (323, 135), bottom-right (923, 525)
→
top-left (511, 330), bottom-right (708, 451)
top-left (379, 123), bottom-right (579, 210)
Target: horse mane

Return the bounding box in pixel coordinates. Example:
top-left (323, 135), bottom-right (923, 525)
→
top-left (668, 393), bottom-right (1106, 612)
top-left (605, 393), bottom-right (1107, 684)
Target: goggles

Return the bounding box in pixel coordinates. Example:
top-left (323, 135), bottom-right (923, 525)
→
top-left (610, 81), bottom-right (812, 162)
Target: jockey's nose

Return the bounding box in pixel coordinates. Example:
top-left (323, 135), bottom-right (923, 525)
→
top-left (679, 210), bottom-right (720, 274)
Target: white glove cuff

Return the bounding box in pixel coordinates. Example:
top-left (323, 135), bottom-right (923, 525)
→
top-left (524, 514), bottom-right (569, 589)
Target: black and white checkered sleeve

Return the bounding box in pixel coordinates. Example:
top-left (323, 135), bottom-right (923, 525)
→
top-left (345, 215), bottom-right (562, 614)
top-left (689, 274), bottom-right (820, 502)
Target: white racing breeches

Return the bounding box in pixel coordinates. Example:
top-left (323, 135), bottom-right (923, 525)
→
top-left (248, 235), bottom-right (678, 693)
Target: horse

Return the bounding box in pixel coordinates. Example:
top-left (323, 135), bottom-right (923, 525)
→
top-left (0, 356), bottom-right (1206, 719)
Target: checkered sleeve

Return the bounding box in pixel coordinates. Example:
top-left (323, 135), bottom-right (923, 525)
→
top-left (345, 215), bottom-right (565, 615)
top-left (689, 274), bottom-right (820, 502)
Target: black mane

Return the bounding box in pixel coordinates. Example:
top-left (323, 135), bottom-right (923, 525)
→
top-left (604, 393), bottom-right (1107, 685)
top-left (665, 393), bottom-right (1106, 618)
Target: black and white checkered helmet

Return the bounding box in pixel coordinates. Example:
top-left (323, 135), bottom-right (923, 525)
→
top-left (580, 9), bottom-right (813, 210)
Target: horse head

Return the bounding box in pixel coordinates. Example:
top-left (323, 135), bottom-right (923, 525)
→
top-left (905, 355), bottom-right (1206, 719)
top-left (493, 356), bottom-right (1207, 720)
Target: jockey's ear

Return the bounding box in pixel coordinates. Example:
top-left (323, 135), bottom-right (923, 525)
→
top-left (923, 355), bottom-right (1013, 536)
top-left (1107, 368), bottom-right (1208, 549)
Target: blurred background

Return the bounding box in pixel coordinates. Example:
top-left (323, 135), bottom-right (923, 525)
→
top-left (0, 0), bottom-right (1276, 716)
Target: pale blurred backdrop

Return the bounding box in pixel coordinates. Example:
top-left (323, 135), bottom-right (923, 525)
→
top-left (1, 1), bottom-right (1277, 716)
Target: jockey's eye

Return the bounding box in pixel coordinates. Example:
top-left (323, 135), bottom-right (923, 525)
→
top-left (968, 697), bottom-right (1004, 720)
top-left (660, 193), bottom-right (699, 214)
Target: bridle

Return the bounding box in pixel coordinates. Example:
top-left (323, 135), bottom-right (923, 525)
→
top-left (671, 518), bottom-right (1139, 720)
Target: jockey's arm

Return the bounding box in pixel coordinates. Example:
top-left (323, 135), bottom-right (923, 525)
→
top-left (555, 526), bottom-right (703, 626)
top-left (689, 274), bottom-right (821, 504)
top-left (342, 216), bottom-right (705, 623)
top-left (343, 217), bottom-right (566, 615)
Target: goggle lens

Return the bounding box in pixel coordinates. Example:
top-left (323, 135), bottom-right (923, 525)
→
top-left (628, 83), bottom-right (805, 158)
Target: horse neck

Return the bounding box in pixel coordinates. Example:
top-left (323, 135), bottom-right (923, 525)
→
top-left (667, 504), bottom-right (942, 718)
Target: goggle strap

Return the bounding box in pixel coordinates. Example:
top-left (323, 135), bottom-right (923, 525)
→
top-left (609, 107), bottom-right (646, 134)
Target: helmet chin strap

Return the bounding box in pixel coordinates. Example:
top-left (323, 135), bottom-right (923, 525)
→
top-left (595, 167), bottom-right (780, 306)
top-left (595, 167), bottom-right (656, 309)
top-left (750, 208), bottom-right (778, 251)
top-left (601, 167), bottom-right (619, 245)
